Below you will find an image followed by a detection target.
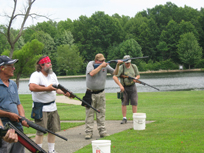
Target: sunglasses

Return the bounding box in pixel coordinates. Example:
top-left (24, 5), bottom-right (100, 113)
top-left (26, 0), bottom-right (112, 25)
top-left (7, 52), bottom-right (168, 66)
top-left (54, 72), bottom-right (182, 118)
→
top-left (98, 60), bottom-right (105, 62)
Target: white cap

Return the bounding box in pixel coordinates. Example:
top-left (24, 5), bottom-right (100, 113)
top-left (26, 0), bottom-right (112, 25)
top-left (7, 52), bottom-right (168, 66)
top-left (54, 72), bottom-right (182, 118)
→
top-left (123, 55), bottom-right (131, 63)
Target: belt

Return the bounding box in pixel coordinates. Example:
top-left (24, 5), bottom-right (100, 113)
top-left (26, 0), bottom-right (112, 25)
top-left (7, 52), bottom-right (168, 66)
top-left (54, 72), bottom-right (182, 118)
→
top-left (124, 84), bottom-right (135, 87)
top-left (87, 89), bottom-right (104, 94)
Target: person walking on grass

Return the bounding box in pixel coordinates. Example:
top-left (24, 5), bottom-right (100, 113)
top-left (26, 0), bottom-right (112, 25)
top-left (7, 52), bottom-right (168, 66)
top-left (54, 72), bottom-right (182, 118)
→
top-left (113, 55), bottom-right (140, 124)
top-left (29, 55), bottom-right (71, 153)
top-left (84, 53), bottom-right (123, 139)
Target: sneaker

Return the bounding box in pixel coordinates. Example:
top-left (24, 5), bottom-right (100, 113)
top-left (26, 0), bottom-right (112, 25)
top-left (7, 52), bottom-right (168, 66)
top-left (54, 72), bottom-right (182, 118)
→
top-left (85, 133), bottom-right (92, 139)
top-left (121, 118), bottom-right (127, 124)
top-left (48, 150), bottom-right (58, 153)
top-left (100, 133), bottom-right (110, 138)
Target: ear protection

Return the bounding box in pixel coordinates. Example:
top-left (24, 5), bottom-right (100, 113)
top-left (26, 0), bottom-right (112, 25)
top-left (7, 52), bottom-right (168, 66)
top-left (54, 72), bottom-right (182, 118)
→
top-left (2, 68), bottom-right (4, 71)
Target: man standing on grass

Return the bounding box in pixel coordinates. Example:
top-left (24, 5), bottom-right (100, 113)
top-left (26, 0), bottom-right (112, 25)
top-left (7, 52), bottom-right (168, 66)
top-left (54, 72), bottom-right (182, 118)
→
top-left (29, 55), bottom-right (70, 153)
top-left (0, 55), bottom-right (28, 153)
top-left (113, 55), bottom-right (140, 124)
top-left (84, 53), bottom-right (123, 139)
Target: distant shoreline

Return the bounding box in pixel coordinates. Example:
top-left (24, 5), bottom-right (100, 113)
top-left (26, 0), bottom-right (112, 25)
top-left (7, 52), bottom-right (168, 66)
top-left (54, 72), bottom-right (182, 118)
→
top-left (16, 68), bottom-right (203, 81)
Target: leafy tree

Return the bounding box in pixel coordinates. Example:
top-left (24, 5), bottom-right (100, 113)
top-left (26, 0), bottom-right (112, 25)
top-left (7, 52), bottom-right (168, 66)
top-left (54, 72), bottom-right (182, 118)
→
top-left (178, 20), bottom-right (199, 40)
top-left (1, 39), bottom-right (43, 88)
top-left (57, 19), bottom-right (74, 35)
top-left (177, 32), bottom-right (202, 69)
top-left (0, 0), bottom-right (49, 58)
top-left (35, 21), bottom-right (58, 39)
top-left (30, 31), bottom-right (57, 71)
top-left (72, 11), bottom-right (124, 62)
top-left (56, 45), bottom-right (83, 75)
top-left (160, 20), bottom-right (180, 62)
top-left (22, 25), bottom-right (36, 43)
top-left (0, 26), bottom-right (10, 54)
top-left (107, 38), bottom-right (143, 65)
top-left (156, 41), bottom-right (169, 61)
top-left (55, 30), bottom-right (74, 46)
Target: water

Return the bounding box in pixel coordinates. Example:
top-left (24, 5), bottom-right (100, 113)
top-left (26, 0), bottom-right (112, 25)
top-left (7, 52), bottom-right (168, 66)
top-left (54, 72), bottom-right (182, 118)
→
top-left (18, 71), bottom-right (204, 94)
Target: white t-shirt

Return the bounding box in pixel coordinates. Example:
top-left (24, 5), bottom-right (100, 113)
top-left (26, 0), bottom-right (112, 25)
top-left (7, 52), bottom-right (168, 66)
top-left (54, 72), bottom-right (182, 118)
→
top-left (29, 71), bottom-right (59, 112)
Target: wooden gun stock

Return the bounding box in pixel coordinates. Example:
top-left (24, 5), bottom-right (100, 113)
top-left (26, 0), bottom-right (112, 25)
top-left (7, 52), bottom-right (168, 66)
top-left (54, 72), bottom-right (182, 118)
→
top-left (120, 75), bottom-right (160, 91)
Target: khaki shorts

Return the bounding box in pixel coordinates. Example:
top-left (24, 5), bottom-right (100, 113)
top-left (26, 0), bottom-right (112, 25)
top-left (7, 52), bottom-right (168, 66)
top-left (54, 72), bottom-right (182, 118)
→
top-left (35, 110), bottom-right (61, 135)
top-left (122, 84), bottom-right (138, 106)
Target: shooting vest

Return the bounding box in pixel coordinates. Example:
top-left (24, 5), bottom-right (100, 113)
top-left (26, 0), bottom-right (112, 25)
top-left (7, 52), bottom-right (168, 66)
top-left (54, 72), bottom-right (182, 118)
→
top-left (122, 64), bottom-right (137, 87)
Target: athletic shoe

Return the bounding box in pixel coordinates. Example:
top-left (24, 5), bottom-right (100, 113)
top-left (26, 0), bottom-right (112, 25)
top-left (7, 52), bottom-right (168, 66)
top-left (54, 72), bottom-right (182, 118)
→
top-left (121, 118), bottom-right (127, 124)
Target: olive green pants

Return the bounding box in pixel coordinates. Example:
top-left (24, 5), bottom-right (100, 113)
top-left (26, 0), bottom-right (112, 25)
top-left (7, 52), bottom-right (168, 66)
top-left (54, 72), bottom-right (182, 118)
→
top-left (85, 91), bottom-right (107, 135)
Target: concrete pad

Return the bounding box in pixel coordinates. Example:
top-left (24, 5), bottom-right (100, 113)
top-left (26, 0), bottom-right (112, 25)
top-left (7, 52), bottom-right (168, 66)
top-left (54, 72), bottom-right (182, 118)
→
top-left (25, 120), bottom-right (154, 153)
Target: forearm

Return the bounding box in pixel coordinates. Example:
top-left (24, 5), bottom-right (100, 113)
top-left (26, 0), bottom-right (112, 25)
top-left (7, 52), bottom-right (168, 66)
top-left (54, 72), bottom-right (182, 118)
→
top-left (89, 65), bottom-right (103, 76)
top-left (29, 83), bottom-right (54, 92)
top-left (56, 89), bottom-right (64, 94)
top-left (0, 119), bottom-right (3, 126)
top-left (135, 75), bottom-right (140, 80)
top-left (113, 63), bottom-right (120, 75)
top-left (113, 76), bottom-right (123, 87)
top-left (17, 104), bottom-right (25, 117)
top-left (0, 110), bottom-right (12, 118)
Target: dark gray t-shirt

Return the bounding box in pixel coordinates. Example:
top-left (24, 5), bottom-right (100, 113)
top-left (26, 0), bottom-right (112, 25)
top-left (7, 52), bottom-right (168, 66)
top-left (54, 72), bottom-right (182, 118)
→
top-left (86, 61), bottom-right (114, 90)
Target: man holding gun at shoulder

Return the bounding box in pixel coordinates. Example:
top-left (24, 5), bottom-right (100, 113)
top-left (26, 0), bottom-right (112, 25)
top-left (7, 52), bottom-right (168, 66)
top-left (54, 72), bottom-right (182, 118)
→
top-left (84, 53), bottom-right (123, 139)
top-left (29, 55), bottom-right (71, 153)
top-left (0, 56), bottom-right (28, 153)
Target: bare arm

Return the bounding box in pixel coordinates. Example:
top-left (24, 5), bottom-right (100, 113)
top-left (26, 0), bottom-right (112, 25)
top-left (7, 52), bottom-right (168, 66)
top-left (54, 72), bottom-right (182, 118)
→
top-left (133, 75), bottom-right (141, 83)
top-left (17, 104), bottom-right (29, 127)
top-left (113, 60), bottom-right (123, 75)
top-left (0, 110), bottom-right (20, 122)
top-left (56, 89), bottom-right (71, 97)
top-left (113, 75), bottom-right (124, 92)
top-left (29, 83), bottom-right (55, 92)
top-left (89, 62), bottom-right (107, 76)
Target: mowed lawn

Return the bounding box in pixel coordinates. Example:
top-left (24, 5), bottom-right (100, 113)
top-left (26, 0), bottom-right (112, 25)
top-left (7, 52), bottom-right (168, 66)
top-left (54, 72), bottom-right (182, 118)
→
top-left (20, 90), bottom-right (204, 153)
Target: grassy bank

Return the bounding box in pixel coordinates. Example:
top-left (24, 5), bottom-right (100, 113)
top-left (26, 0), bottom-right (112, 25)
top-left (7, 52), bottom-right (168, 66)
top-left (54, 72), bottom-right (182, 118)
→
top-left (20, 90), bottom-right (204, 152)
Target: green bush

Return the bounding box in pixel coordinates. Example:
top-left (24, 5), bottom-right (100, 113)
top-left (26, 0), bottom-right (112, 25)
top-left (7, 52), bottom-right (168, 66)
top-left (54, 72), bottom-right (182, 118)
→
top-left (138, 59), bottom-right (178, 71)
top-left (195, 59), bottom-right (204, 68)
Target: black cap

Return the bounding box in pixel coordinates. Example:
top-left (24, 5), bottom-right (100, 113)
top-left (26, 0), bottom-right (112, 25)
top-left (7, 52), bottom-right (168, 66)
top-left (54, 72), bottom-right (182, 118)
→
top-left (0, 56), bottom-right (18, 66)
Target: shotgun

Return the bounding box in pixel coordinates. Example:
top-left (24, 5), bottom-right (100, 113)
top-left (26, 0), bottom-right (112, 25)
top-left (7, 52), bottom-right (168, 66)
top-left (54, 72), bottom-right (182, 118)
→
top-left (52, 84), bottom-right (100, 113)
top-left (94, 56), bottom-right (149, 69)
top-left (120, 75), bottom-right (160, 91)
top-left (19, 117), bottom-right (67, 141)
top-left (0, 122), bottom-right (46, 153)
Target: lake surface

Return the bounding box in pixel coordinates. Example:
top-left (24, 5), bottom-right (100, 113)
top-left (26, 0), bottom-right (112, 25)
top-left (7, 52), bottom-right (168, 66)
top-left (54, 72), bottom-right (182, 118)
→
top-left (18, 71), bottom-right (204, 94)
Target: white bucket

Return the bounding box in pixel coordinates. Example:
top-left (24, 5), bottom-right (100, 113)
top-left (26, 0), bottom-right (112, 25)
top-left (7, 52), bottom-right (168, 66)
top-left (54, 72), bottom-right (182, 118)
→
top-left (133, 113), bottom-right (146, 130)
top-left (92, 140), bottom-right (111, 153)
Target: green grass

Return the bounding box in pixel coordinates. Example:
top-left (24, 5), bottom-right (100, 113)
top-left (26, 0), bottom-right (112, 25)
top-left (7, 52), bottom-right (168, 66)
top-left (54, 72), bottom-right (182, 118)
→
top-left (20, 91), bottom-right (204, 152)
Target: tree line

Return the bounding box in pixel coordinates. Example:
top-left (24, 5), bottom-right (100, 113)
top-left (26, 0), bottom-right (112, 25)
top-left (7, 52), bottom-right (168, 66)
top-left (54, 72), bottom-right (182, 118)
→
top-left (0, 2), bottom-right (203, 81)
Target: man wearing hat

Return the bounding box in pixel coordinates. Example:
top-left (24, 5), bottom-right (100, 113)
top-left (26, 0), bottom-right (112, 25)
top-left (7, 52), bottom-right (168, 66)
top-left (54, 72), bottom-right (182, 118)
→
top-left (84, 53), bottom-right (123, 139)
top-left (113, 55), bottom-right (140, 124)
top-left (29, 55), bottom-right (70, 153)
top-left (0, 55), bottom-right (28, 153)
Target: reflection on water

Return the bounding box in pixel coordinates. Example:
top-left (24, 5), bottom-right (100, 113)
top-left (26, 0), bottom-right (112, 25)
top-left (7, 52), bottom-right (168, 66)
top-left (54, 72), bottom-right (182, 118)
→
top-left (18, 71), bottom-right (204, 94)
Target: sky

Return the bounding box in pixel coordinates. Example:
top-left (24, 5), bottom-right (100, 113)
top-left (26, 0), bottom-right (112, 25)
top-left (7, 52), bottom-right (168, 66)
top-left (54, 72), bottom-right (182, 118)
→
top-left (0, 0), bottom-right (203, 29)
